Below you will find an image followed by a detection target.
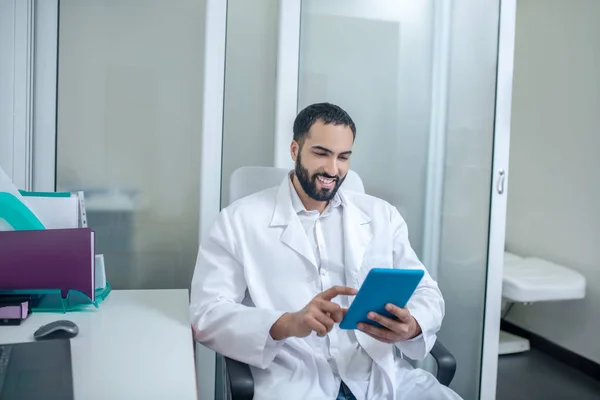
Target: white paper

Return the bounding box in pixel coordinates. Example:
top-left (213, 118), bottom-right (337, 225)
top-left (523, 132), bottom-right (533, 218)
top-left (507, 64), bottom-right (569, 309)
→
top-left (24, 195), bottom-right (80, 229)
top-left (95, 254), bottom-right (107, 289)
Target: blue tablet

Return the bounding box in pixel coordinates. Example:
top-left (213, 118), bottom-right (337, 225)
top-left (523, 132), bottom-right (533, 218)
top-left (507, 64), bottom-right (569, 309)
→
top-left (339, 268), bottom-right (424, 330)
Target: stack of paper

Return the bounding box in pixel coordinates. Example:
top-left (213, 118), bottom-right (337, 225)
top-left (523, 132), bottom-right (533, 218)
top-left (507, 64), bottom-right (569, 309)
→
top-left (1, 166), bottom-right (87, 230)
top-left (24, 195), bottom-right (80, 229)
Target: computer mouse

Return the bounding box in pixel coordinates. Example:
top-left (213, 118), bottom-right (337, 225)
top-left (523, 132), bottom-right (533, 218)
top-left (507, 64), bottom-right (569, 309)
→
top-left (33, 320), bottom-right (79, 341)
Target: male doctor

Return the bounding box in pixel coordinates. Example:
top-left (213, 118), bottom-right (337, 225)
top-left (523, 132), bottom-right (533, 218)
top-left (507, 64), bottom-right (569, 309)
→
top-left (190, 103), bottom-right (462, 400)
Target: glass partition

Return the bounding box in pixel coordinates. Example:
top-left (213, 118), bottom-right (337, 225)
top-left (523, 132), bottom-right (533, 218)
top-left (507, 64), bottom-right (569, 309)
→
top-left (55, 0), bottom-right (206, 289)
top-left (298, 1), bottom-right (500, 397)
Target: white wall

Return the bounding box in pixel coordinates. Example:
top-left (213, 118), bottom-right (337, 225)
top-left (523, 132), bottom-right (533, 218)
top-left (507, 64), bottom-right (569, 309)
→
top-left (505, 0), bottom-right (600, 364)
top-left (220, 0), bottom-right (279, 207)
top-left (0, 0), bottom-right (15, 178)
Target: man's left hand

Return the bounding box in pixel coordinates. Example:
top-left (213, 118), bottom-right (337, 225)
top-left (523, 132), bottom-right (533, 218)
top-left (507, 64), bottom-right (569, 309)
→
top-left (357, 304), bottom-right (422, 343)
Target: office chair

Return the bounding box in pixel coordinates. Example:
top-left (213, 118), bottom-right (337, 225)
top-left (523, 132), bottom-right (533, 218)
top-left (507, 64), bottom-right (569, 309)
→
top-left (223, 166), bottom-right (457, 400)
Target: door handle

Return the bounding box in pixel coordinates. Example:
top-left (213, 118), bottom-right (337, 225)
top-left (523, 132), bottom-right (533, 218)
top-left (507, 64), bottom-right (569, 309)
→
top-left (497, 169), bottom-right (506, 194)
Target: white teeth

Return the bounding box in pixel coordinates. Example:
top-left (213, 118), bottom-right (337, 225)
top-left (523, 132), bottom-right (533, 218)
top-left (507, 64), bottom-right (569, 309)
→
top-left (318, 176), bottom-right (333, 184)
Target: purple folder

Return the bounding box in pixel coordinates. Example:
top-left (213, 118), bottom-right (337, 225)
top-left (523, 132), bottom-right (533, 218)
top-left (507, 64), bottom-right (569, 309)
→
top-left (0, 228), bottom-right (96, 301)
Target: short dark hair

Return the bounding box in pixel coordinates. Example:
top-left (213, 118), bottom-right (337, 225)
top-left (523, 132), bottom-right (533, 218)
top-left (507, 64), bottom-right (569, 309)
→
top-left (293, 102), bottom-right (356, 145)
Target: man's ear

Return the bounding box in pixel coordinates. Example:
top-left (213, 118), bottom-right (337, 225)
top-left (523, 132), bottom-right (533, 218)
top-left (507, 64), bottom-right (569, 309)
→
top-left (290, 140), bottom-right (300, 161)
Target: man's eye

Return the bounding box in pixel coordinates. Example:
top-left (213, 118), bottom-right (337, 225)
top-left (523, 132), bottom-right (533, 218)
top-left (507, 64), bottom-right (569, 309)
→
top-left (315, 152), bottom-right (327, 156)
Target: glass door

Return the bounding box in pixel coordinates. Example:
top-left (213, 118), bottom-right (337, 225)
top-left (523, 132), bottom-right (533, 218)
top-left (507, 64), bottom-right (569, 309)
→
top-left (272, 0), bottom-right (515, 398)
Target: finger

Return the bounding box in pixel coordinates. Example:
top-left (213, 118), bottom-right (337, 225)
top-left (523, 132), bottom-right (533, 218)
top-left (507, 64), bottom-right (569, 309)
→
top-left (318, 301), bottom-right (344, 322)
top-left (313, 311), bottom-right (335, 332)
top-left (385, 304), bottom-right (411, 322)
top-left (361, 329), bottom-right (395, 344)
top-left (360, 326), bottom-right (396, 343)
top-left (318, 300), bottom-right (341, 314)
top-left (341, 308), bottom-right (349, 317)
top-left (319, 286), bottom-right (358, 301)
top-left (305, 315), bottom-right (329, 337)
top-left (367, 312), bottom-right (407, 334)
top-left (357, 322), bottom-right (400, 343)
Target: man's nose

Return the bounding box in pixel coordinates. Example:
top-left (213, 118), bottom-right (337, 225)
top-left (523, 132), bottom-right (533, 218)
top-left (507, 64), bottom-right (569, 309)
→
top-left (323, 158), bottom-right (338, 177)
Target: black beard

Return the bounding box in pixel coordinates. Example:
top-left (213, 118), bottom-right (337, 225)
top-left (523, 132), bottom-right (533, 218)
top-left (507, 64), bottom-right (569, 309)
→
top-left (294, 153), bottom-right (346, 202)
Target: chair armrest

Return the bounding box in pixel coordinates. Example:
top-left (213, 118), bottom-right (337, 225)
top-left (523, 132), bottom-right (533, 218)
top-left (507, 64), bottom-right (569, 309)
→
top-left (224, 356), bottom-right (254, 400)
top-left (430, 340), bottom-right (457, 386)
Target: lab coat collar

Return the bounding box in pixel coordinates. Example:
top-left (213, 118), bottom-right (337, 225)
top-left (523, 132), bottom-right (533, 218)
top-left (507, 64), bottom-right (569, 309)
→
top-left (270, 175), bottom-right (372, 276)
top-left (270, 175), bottom-right (318, 268)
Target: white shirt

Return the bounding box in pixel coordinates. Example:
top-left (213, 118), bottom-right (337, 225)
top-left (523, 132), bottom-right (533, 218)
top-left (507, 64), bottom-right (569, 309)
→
top-left (288, 177), bottom-right (373, 396)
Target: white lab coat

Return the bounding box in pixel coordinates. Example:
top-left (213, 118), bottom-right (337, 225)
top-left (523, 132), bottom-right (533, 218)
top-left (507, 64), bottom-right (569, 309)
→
top-left (190, 177), bottom-right (461, 400)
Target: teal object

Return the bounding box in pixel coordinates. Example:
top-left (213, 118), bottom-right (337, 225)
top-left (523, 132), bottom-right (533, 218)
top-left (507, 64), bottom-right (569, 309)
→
top-left (0, 192), bottom-right (46, 230)
top-left (0, 283), bottom-right (112, 313)
top-left (33, 283), bottom-right (112, 313)
top-left (19, 190), bottom-right (71, 198)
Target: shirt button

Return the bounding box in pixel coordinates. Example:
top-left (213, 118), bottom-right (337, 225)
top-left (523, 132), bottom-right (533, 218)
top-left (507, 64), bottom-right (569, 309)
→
top-left (320, 269), bottom-right (327, 276)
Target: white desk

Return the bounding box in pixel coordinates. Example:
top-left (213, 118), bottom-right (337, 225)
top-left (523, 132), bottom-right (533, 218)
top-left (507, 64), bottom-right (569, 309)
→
top-left (0, 289), bottom-right (198, 400)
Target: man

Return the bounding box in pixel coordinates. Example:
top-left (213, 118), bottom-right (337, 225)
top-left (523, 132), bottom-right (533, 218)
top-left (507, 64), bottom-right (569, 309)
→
top-left (190, 103), bottom-right (462, 399)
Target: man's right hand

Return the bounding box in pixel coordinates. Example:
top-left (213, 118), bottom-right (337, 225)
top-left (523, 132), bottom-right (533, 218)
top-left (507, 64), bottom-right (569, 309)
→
top-left (270, 286), bottom-right (358, 340)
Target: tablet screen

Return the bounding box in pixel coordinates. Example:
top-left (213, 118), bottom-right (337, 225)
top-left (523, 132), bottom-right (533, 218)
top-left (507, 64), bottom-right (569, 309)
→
top-left (339, 268), bottom-right (424, 330)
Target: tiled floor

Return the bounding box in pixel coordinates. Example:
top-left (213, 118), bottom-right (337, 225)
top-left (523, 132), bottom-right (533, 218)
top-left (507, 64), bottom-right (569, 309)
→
top-left (497, 348), bottom-right (600, 400)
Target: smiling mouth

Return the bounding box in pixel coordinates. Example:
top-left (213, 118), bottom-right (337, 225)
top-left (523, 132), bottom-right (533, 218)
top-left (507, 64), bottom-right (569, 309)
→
top-left (317, 175), bottom-right (336, 189)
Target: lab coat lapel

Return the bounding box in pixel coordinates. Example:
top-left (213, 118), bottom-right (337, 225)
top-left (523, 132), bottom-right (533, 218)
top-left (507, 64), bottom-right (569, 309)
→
top-left (340, 190), bottom-right (373, 290)
top-left (270, 177), bottom-right (318, 269)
